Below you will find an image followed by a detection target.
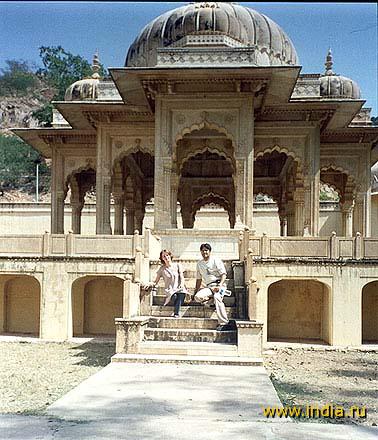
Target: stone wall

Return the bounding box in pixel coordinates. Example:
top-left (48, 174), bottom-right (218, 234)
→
top-left (0, 202), bottom-right (348, 236)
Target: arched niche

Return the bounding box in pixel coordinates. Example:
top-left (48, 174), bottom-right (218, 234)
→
top-left (267, 279), bottom-right (331, 344)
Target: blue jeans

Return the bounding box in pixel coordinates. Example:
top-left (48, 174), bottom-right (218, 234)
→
top-left (171, 291), bottom-right (186, 315)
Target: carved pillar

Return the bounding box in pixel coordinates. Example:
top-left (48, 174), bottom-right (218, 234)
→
top-left (125, 207), bottom-right (135, 234)
top-left (234, 158), bottom-right (245, 229)
top-left (304, 127), bottom-right (320, 236)
top-left (236, 98), bottom-right (254, 229)
top-left (154, 157), bottom-right (173, 230)
top-left (286, 200), bottom-right (295, 236)
top-left (114, 195), bottom-right (124, 235)
top-left (353, 192), bottom-right (370, 236)
top-left (51, 146), bottom-right (65, 234)
top-left (134, 188), bottom-right (144, 233)
top-left (294, 189), bottom-right (305, 235)
top-left (95, 125), bottom-right (112, 234)
top-left (170, 170), bottom-right (179, 228)
top-left (278, 205), bottom-right (288, 237)
top-left (69, 176), bottom-right (83, 234)
top-left (341, 200), bottom-right (354, 237)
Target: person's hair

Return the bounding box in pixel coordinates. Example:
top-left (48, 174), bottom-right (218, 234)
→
top-left (159, 249), bottom-right (173, 264)
top-left (200, 243), bottom-right (212, 251)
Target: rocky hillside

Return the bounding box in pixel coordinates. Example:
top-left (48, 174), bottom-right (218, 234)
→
top-left (0, 95), bottom-right (45, 134)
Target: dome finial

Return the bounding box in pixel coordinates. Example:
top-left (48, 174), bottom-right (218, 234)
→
top-left (325, 48), bottom-right (334, 76)
top-left (92, 50), bottom-right (101, 79)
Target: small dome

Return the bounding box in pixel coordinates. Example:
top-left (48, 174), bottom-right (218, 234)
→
top-left (65, 53), bottom-right (101, 101)
top-left (126, 2), bottom-right (298, 68)
top-left (320, 49), bottom-right (361, 99)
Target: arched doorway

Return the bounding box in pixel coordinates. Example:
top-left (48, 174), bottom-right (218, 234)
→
top-left (320, 167), bottom-right (355, 236)
top-left (113, 151), bottom-right (154, 234)
top-left (177, 129), bottom-right (236, 229)
top-left (67, 167), bottom-right (96, 234)
top-left (268, 279), bottom-right (331, 344)
top-left (254, 149), bottom-right (302, 236)
top-left (362, 281), bottom-right (378, 343)
top-left (72, 276), bottom-right (123, 336)
top-left (0, 275), bottom-right (40, 335)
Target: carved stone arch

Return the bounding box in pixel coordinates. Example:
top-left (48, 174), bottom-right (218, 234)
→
top-left (173, 120), bottom-right (237, 157)
top-left (113, 145), bottom-right (154, 170)
top-left (65, 164), bottom-right (96, 186)
top-left (179, 146), bottom-right (235, 174)
top-left (255, 145), bottom-right (303, 175)
top-left (191, 192), bottom-right (234, 228)
top-left (320, 165), bottom-right (356, 203)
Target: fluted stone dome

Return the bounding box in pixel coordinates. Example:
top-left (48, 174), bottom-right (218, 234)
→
top-left (320, 49), bottom-right (361, 99)
top-left (65, 54), bottom-right (101, 101)
top-left (125, 2), bottom-right (299, 68)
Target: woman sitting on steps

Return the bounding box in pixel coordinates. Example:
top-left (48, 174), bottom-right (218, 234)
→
top-left (149, 249), bottom-right (189, 318)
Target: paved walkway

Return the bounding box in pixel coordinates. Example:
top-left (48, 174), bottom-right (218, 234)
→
top-left (1, 363), bottom-right (377, 439)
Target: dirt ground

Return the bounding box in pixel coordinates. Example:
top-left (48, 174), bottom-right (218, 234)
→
top-left (264, 347), bottom-right (378, 426)
top-left (0, 340), bottom-right (376, 427)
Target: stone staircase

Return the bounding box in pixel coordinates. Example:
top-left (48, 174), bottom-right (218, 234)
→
top-left (112, 259), bottom-right (263, 365)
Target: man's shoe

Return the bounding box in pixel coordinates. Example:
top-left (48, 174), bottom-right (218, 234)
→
top-left (216, 322), bottom-right (234, 331)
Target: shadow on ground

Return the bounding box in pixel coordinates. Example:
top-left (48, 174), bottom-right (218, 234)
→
top-left (70, 341), bottom-right (115, 368)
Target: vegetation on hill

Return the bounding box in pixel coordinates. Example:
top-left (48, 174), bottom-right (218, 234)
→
top-left (0, 134), bottom-right (50, 196)
top-left (0, 47), bottom-right (106, 197)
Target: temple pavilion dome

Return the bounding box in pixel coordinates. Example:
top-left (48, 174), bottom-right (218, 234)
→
top-left (125, 2), bottom-right (299, 68)
top-left (64, 53), bottom-right (101, 101)
top-left (320, 49), bottom-right (361, 99)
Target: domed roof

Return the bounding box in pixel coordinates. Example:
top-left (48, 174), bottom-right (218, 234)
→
top-left (125, 2), bottom-right (299, 68)
top-left (65, 53), bottom-right (101, 101)
top-left (320, 49), bottom-right (361, 99)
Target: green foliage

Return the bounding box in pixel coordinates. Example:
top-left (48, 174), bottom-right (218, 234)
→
top-left (33, 46), bottom-right (107, 126)
top-left (372, 116), bottom-right (378, 126)
top-left (0, 60), bottom-right (38, 96)
top-left (0, 134), bottom-right (50, 193)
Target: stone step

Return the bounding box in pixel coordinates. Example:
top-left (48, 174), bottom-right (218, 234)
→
top-left (137, 340), bottom-right (238, 357)
top-left (144, 327), bottom-right (236, 343)
top-left (149, 261), bottom-right (235, 279)
top-left (152, 279), bottom-right (235, 293)
top-left (152, 295), bottom-right (235, 307)
top-left (148, 317), bottom-right (219, 329)
top-left (150, 305), bottom-right (238, 318)
top-left (112, 353), bottom-right (263, 366)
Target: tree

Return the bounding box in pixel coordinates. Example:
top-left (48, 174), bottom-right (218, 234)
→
top-left (372, 116), bottom-right (378, 126)
top-left (0, 60), bottom-right (38, 96)
top-left (33, 46), bottom-right (107, 126)
top-left (0, 134), bottom-right (50, 193)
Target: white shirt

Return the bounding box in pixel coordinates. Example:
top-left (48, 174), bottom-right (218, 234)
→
top-left (196, 256), bottom-right (226, 286)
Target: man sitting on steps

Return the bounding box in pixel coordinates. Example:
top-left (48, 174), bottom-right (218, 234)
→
top-left (194, 243), bottom-right (232, 332)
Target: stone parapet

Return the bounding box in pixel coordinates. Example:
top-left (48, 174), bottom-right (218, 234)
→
top-left (235, 320), bottom-right (263, 357)
top-left (115, 317), bottom-right (149, 354)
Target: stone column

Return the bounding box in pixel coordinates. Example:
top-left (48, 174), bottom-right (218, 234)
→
top-left (279, 215), bottom-right (288, 237)
top-left (354, 192), bottom-right (370, 236)
top-left (114, 195), bottom-right (124, 235)
top-left (51, 147), bottom-right (65, 234)
top-left (341, 200), bottom-right (354, 237)
top-left (234, 158), bottom-right (246, 228)
top-left (125, 205), bottom-right (135, 235)
top-left (170, 170), bottom-right (179, 228)
top-left (95, 125), bottom-right (112, 234)
top-left (294, 189), bottom-right (305, 235)
top-left (303, 127), bottom-right (320, 236)
top-left (71, 201), bottom-right (83, 234)
top-left (154, 158), bottom-right (173, 229)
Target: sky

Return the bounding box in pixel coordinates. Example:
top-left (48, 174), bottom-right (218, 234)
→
top-left (0, 1), bottom-right (377, 115)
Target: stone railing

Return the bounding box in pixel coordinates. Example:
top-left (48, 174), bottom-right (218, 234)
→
top-left (0, 228), bottom-right (160, 259)
top-left (239, 230), bottom-right (378, 261)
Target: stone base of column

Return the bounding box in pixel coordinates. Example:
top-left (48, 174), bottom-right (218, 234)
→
top-left (115, 317), bottom-right (149, 354)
